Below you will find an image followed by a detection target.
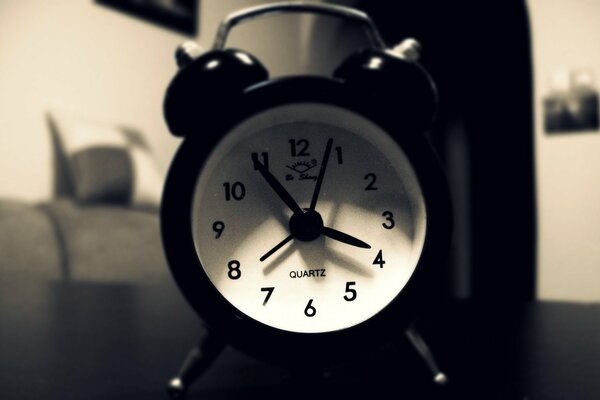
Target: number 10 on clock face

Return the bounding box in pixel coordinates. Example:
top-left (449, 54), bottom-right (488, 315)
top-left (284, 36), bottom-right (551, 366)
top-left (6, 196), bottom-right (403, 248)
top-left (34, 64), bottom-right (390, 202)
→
top-left (191, 103), bottom-right (426, 334)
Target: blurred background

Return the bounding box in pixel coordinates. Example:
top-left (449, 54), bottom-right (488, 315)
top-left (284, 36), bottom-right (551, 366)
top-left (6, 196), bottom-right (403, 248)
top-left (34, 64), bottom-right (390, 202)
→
top-left (0, 0), bottom-right (598, 303)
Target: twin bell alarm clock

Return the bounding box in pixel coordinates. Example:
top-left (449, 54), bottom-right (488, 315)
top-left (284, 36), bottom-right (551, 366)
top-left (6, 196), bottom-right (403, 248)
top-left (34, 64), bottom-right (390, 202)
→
top-left (160, 1), bottom-right (451, 373)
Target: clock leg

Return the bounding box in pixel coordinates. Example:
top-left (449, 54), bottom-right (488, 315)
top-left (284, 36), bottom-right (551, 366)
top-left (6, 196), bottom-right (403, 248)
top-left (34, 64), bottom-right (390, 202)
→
top-left (405, 325), bottom-right (449, 386)
top-left (166, 331), bottom-right (225, 399)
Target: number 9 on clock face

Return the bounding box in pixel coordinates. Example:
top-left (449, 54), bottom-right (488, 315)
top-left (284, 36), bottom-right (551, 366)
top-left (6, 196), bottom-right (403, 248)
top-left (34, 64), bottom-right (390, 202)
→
top-left (191, 103), bottom-right (426, 334)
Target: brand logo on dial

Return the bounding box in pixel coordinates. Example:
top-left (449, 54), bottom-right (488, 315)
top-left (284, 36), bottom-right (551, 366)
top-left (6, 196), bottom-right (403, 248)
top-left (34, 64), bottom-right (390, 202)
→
top-left (285, 159), bottom-right (318, 181)
top-left (289, 269), bottom-right (326, 278)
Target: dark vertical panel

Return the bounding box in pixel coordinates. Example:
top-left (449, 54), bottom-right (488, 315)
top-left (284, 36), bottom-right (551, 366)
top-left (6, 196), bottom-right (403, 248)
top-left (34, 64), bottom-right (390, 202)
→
top-left (356, 0), bottom-right (536, 300)
top-left (464, 2), bottom-right (536, 301)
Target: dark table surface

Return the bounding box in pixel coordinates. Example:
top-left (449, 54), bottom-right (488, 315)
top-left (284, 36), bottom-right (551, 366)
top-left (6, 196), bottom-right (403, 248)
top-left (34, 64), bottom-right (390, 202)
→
top-left (1, 277), bottom-right (599, 400)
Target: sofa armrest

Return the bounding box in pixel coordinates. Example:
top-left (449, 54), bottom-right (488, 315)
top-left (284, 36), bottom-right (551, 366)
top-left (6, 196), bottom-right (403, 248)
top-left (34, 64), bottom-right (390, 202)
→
top-left (0, 200), bottom-right (62, 280)
top-left (41, 199), bottom-right (169, 285)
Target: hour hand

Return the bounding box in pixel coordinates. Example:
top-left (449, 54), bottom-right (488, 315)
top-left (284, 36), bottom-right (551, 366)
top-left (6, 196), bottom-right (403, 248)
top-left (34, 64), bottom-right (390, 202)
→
top-left (322, 227), bottom-right (371, 249)
top-left (252, 153), bottom-right (304, 216)
top-left (260, 234), bottom-right (295, 262)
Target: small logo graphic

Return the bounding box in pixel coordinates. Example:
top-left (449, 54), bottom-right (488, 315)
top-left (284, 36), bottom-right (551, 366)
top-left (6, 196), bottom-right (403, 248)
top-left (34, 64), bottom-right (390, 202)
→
top-left (286, 159), bottom-right (318, 181)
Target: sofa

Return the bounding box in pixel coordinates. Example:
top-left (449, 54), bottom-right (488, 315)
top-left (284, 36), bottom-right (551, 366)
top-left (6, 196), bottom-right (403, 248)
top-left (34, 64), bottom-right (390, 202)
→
top-left (0, 198), bottom-right (168, 284)
top-left (0, 111), bottom-right (171, 285)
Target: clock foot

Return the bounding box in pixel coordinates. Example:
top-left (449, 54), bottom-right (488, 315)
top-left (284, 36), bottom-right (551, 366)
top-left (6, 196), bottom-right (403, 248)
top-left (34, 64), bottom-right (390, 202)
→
top-left (166, 331), bottom-right (225, 399)
top-left (405, 325), bottom-right (449, 386)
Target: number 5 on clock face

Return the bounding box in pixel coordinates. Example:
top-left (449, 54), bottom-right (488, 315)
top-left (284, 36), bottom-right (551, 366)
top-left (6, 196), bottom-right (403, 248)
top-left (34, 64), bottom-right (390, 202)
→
top-left (191, 103), bottom-right (426, 334)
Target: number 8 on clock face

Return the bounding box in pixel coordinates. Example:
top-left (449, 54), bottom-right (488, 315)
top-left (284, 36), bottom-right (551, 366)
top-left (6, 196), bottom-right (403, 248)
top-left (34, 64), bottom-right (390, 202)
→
top-left (191, 103), bottom-right (426, 334)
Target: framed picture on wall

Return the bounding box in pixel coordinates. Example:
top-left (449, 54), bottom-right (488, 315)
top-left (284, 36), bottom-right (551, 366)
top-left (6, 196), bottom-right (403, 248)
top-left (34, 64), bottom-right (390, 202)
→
top-left (544, 69), bottom-right (599, 134)
top-left (96, 0), bottom-right (198, 36)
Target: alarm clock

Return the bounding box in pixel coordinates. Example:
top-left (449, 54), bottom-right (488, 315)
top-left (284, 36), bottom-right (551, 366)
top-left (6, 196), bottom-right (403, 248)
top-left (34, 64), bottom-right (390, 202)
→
top-left (161, 0), bottom-right (451, 384)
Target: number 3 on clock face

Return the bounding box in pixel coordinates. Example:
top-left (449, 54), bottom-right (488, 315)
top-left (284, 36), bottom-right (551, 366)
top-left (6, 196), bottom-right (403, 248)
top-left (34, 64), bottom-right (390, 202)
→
top-left (191, 103), bottom-right (427, 334)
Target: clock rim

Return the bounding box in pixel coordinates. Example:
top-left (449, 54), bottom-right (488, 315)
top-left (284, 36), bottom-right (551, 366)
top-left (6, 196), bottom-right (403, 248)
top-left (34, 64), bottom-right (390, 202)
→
top-left (161, 76), bottom-right (452, 365)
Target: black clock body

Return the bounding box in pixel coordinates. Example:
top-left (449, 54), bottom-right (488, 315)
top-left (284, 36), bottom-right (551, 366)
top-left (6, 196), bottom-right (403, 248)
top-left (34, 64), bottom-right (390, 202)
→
top-left (161, 55), bottom-right (452, 366)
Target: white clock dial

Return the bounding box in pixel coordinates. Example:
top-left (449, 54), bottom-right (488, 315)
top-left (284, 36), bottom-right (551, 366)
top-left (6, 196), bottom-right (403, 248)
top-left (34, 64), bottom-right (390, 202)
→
top-left (191, 103), bottom-right (426, 334)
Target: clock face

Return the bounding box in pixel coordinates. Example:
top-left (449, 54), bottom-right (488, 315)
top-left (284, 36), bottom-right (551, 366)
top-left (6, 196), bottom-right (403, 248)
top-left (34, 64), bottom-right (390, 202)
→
top-left (191, 103), bottom-right (426, 334)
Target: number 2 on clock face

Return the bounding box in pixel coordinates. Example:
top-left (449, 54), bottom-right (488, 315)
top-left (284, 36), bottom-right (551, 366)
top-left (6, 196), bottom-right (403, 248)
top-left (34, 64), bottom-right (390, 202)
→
top-left (191, 104), bottom-right (426, 334)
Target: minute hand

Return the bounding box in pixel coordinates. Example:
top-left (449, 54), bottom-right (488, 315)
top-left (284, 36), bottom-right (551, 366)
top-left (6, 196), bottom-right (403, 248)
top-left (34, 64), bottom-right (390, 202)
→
top-left (309, 138), bottom-right (333, 211)
top-left (252, 153), bottom-right (304, 215)
top-left (322, 227), bottom-right (371, 249)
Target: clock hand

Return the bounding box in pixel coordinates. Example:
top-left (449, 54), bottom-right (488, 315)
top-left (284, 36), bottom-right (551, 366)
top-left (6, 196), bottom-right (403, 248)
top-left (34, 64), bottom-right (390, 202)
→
top-left (322, 227), bottom-right (371, 249)
top-left (252, 153), bottom-right (304, 216)
top-left (309, 138), bottom-right (333, 211)
top-left (259, 234), bottom-right (295, 262)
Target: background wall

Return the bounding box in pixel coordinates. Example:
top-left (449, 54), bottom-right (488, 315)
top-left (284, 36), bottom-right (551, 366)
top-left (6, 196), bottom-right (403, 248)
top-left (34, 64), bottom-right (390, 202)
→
top-left (529, 0), bottom-right (600, 301)
top-left (0, 0), bottom-right (314, 202)
top-left (0, 0), bottom-right (180, 201)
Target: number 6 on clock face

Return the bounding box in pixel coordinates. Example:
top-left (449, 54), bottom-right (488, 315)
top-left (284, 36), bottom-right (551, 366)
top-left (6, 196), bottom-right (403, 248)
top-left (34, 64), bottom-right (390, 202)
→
top-left (190, 103), bottom-right (427, 334)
